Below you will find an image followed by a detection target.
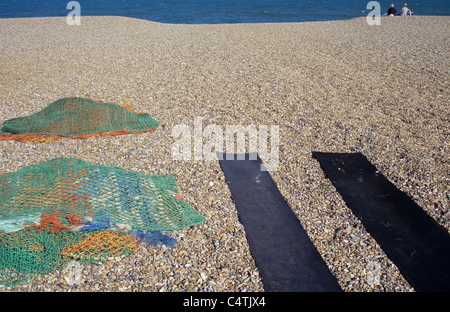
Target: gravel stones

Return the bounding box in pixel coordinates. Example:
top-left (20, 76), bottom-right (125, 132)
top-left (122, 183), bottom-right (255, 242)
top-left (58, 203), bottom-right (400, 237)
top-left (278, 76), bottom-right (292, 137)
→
top-left (0, 15), bottom-right (448, 292)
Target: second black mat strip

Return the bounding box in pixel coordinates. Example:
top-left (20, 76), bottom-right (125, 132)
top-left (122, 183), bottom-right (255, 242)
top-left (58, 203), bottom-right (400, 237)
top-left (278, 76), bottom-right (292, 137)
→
top-left (312, 152), bottom-right (450, 292)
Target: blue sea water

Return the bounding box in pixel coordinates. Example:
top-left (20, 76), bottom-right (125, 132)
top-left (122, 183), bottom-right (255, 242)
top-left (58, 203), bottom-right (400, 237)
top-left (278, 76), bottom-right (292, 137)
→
top-left (0, 0), bottom-right (448, 23)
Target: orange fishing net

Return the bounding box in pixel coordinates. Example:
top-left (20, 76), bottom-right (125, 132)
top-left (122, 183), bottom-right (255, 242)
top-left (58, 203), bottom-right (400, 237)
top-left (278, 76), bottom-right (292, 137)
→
top-left (61, 231), bottom-right (140, 261)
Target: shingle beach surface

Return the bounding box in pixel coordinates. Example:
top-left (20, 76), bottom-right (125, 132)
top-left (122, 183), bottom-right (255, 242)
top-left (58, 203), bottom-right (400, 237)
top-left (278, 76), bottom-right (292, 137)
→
top-left (0, 15), bottom-right (448, 292)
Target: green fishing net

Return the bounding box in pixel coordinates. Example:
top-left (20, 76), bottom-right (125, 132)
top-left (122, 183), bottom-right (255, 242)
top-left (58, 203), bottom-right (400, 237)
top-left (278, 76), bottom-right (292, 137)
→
top-left (0, 97), bottom-right (159, 142)
top-left (0, 158), bottom-right (205, 287)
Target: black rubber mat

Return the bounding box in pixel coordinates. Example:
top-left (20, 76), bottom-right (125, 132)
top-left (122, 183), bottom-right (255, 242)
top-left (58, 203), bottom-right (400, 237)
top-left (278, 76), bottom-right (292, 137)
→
top-left (312, 152), bottom-right (450, 292)
top-left (219, 153), bottom-right (342, 292)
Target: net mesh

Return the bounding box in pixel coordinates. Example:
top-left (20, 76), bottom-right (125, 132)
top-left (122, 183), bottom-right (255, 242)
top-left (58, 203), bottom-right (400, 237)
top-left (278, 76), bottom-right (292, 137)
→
top-left (0, 158), bottom-right (205, 287)
top-left (0, 97), bottom-right (159, 143)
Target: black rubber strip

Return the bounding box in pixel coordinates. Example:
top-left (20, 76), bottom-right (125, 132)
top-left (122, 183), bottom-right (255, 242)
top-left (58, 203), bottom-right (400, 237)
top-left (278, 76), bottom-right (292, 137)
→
top-left (312, 152), bottom-right (450, 292)
top-left (218, 153), bottom-right (342, 292)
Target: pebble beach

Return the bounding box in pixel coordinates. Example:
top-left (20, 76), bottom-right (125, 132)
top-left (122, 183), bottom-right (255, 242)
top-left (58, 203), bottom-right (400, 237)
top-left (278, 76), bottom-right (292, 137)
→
top-left (0, 15), bottom-right (448, 292)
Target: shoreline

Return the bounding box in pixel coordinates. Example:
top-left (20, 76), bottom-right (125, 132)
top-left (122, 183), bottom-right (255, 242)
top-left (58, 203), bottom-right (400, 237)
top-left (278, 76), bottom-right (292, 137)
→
top-left (0, 15), bottom-right (448, 292)
top-left (2, 13), bottom-right (448, 24)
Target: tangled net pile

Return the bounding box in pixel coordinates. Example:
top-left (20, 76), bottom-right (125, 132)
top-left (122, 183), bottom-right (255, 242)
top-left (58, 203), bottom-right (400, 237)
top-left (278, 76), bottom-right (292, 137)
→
top-left (0, 97), bottom-right (159, 143)
top-left (0, 158), bottom-right (206, 287)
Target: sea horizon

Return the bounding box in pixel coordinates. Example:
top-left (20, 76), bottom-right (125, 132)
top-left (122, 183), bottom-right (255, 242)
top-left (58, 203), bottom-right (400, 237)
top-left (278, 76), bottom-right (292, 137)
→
top-left (0, 0), bottom-right (449, 24)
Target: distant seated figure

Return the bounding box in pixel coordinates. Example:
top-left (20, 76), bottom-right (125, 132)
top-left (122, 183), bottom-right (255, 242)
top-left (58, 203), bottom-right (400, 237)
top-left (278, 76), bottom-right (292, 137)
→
top-left (388, 4), bottom-right (397, 16)
top-left (400, 3), bottom-right (412, 16)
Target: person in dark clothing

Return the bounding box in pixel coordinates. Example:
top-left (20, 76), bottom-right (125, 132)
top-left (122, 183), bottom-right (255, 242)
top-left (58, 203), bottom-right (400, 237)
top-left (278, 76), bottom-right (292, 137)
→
top-left (388, 4), bottom-right (397, 16)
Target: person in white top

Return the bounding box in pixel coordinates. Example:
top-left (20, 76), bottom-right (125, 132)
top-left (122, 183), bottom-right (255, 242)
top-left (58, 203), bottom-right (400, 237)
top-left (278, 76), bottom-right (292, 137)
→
top-left (400, 3), bottom-right (412, 16)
